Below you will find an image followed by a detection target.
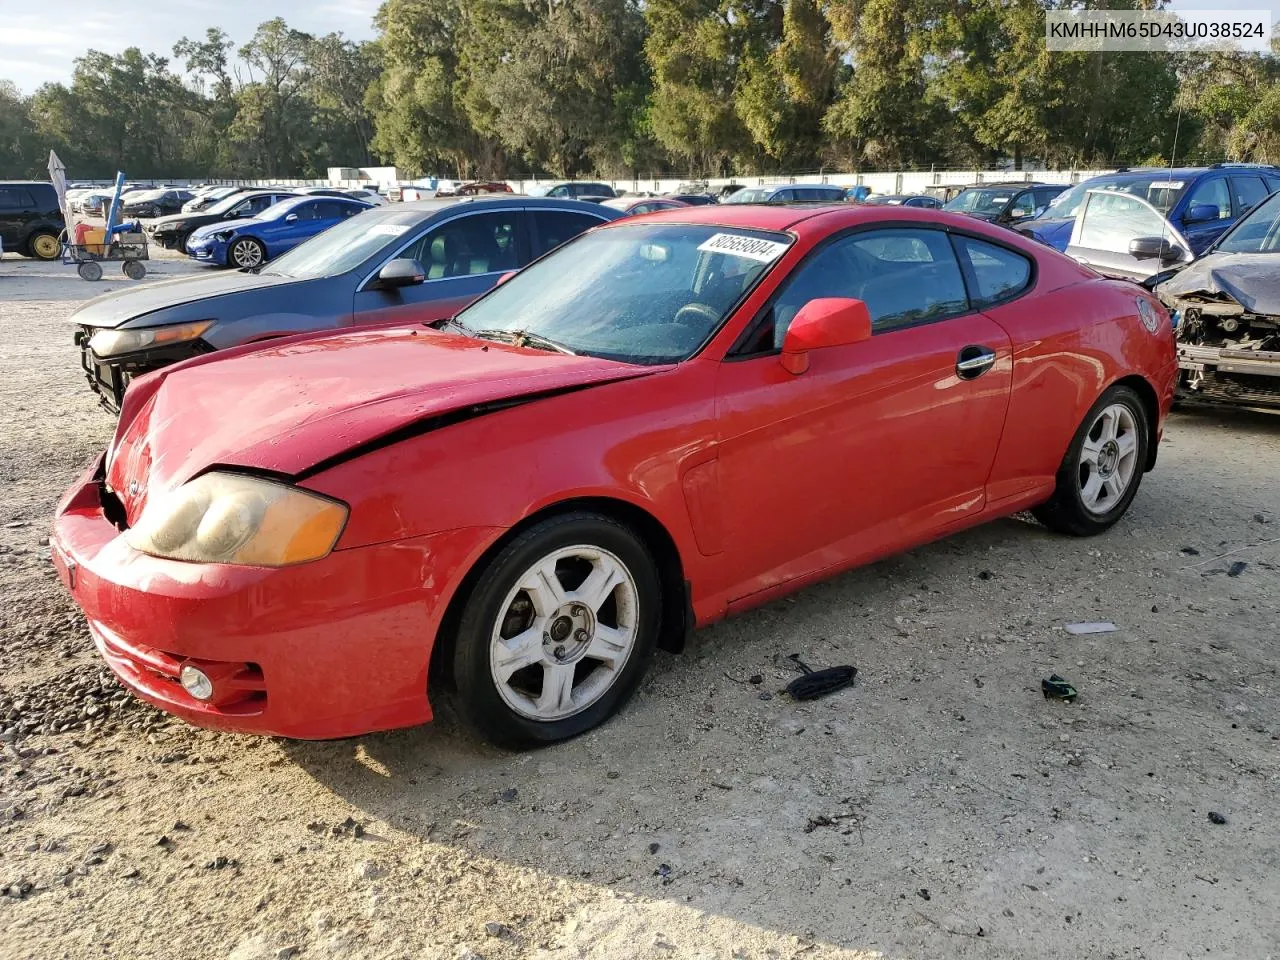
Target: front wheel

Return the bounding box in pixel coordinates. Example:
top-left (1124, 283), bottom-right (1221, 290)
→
top-left (227, 237), bottom-right (265, 269)
top-left (28, 230), bottom-right (61, 261)
top-left (450, 512), bottom-right (662, 747)
top-left (122, 260), bottom-right (146, 280)
top-left (1033, 385), bottom-right (1149, 536)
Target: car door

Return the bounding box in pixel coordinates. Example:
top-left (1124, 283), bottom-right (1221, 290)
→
top-left (713, 226), bottom-right (1014, 604)
top-left (279, 200), bottom-right (347, 252)
top-left (0, 186), bottom-right (32, 247)
top-left (1177, 175), bottom-right (1233, 253)
top-left (1000, 189), bottom-right (1037, 224)
top-left (1065, 189), bottom-right (1194, 282)
top-left (352, 208), bottom-right (529, 327)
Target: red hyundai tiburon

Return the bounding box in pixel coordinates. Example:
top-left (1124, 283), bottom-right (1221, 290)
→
top-left (51, 204), bottom-right (1176, 746)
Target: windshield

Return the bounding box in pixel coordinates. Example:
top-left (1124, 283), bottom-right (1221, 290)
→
top-left (1215, 191), bottom-right (1280, 253)
top-left (261, 211), bottom-right (415, 279)
top-left (454, 223), bottom-right (791, 363)
top-left (1042, 176), bottom-right (1187, 220)
top-left (944, 188), bottom-right (1016, 216)
top-left (206, 192), bottom-right (267, 216)
top-left (723, 188), bottom-right (771, 204)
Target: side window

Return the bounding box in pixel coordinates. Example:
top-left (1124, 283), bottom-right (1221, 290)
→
top-left (1184, 177), bottom-right (1231, 220)
top-left (531, 210), bottom-right (605, 256)
top-left (406, 210), bottom-right (524, 280)
top-left (740, 228), bottom-right (969, 353)
top-left (1266, 176), bottom-right (1280, 194)
top-left (955, 236), bottom-right (1032, 307)
top-left (772, 189), bottom-right (794, 202)
top-left (0, 186), bottom-right (34, 210)
top-left (1077, 192), bottom-right (1171, 251)
top-left (1007, 190), bottom-right (1035, 219)
top-left (631, 203), bottom-right (654, 215)
top-left (1034, 186), bottom-right (1062, 209)
top-left (547, 185), bottom-right (570, 198)
top-left (312, 201), bottom-right (348, 219)
top-left (1229, 176), bottom-right (1269, 215)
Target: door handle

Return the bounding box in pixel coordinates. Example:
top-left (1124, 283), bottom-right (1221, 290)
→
top-left (956, 345), bottom-right (997, 379)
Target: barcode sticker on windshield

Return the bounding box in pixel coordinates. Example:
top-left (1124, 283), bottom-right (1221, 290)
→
top-left (1148, 181), bottom-right (1184, 190)
top-left (697, 233), bottom-right (789, 262)
top-left (368, 224), bottom-right (410, 236)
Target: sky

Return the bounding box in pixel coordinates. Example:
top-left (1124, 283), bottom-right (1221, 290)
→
top-left (0, 0), bottom-right (380, 93)
top-left (0, 0), bottom-right (1276, 94)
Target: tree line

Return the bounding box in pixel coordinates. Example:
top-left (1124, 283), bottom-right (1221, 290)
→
top-left (2, 1), bottom-right (1278, 182)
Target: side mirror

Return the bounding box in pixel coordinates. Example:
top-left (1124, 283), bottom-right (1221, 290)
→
top-left (1008, 207), bottom-right (1030, 220)
top-left (779, 298), bottom-right (873, 375)
top-left (284, 213), bottom-right (298, 223)
top-left (1128, 236), bottom-right (1186, 263)
top-left (375, 259), bottom-right (427, 289)
top-left (1184, 203), bottom-right (1220, 224)
top-left (494, 270), bottom-right (518, 287)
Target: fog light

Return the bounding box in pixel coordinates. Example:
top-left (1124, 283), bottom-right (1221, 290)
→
top-left (179, 665), bottom-right (213, 701)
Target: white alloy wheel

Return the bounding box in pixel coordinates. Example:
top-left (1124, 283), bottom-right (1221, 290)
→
top-left (489, 544), bottom-right (640, 722)
top-left (1078, 402), bottom-right (1139, 516)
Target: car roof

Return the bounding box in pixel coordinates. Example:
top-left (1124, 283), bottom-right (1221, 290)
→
top-left (396, 195), bottom-right (620, 216)
top-left (0, 180), bottom-right (54, 187)
top-left (605, 202), bottom-right (1043, 238)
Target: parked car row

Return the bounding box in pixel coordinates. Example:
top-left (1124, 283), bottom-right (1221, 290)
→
top-left (54, 197), bottom-right (1176, 749)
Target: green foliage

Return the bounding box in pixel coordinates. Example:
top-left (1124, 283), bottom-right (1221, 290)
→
top-left (2, 5), bottom-right (1277, 181)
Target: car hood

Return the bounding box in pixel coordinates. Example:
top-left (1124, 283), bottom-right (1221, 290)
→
top-left (189, 217), bottom-right (259, 240)
top-left (1015, 217), bottom-right (1074, 250)
top-left (1156, 253), bottom-right (1280, 316)
top-left (70, 270), bottom-right (301, 329)
top-left (105, 326), bottom-right (667, 525)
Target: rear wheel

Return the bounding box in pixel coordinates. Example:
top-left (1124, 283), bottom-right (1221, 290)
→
top-left (227, 237), bottom-right (264, 269)
top-left (450, 512), bottom-right (661, 747)
top-left (1033, 385), bottom-right (1149, 536)
top-left (77, 261), bottom-right (102, 281)
top-left (122, 260), bottom-right (146, 280)
top-left (28, 231), bottom-right (61, 261)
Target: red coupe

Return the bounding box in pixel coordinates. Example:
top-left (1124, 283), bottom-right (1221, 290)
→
top-left (51, 204), bottom-right (1177, 746)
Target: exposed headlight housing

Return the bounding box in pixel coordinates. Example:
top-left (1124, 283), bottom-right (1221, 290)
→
top-left (126, 472), bottom-right (348, 566)
top-left (211, 230), bottom-right (234, 241)
top-left (88, 320), bottom-right (214, 358)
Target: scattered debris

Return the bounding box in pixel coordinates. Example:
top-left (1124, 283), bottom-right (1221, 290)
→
top-left (978, 570), bottom-right (994, 581)
top-left (1180, 546), bottom-right (1200, 556)
top-left (1065, 622), bottom-right (1116, 635)
top-left (648, 842), bottom-right (660, 854)
top-left (1227, 561), bottom-right (1248, 578)
top-left (917, 888), bottom-right (931, 901)
top-left (1208, 811), bottom-right (1227, 825)
top-left (499, 788), bottom-right (518, 803)
top-left (1042, 675), bottom-right (1078, 703)
top-left (483, 921), bottom-right (509, 938)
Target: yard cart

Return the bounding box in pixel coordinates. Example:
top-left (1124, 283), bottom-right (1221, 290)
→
top-left (61, 169), bottom-right (149, 281)
top-left (62, 227), bottom-right (149, 281)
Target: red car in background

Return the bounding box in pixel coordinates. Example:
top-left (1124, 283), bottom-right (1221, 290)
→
top-left (51, 204), bottom-right (1177, 747)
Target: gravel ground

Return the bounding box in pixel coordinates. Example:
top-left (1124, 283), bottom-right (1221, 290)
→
top-left (1, 252), bottom-right (1278, 960)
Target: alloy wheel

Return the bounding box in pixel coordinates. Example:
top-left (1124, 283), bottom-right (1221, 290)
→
top-left (489, 544), bottom-right (640, 721)
top-left (231, 240), bottom-right (263, 268)
top-left (1078, 402), bottom-right (1139, 516)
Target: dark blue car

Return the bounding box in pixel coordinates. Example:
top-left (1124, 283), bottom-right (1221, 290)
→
top-left (1016, 164), bottom-right (1280, 255)
top-left (185, 195), bottom-right (372, 268)
top-left (72, 197), bottom-right (619, 410)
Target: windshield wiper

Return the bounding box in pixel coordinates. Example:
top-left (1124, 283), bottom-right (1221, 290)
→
top-left (472, 328), bottom-right (576, 355)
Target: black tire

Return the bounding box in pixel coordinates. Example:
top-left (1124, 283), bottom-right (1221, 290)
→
top-left (450, 512), bottom-right (662, 748)
top-left (1033, 384), bottom-right (1149, 537)
top-left (226, 237), bottom-right (265, 269)
top-left (26, 230), bottom-right (61, 261)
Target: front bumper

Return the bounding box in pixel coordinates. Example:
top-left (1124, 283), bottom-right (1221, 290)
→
top-left (184, 236), bottom-right (228, 264)
top-left (1177, 342), bottom-right (1280, 407)
top-left (51, 458), bottom-right (496, 738)
top-left (74, 327), bottom-right (212, 412)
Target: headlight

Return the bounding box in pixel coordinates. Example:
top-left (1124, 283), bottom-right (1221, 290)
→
top-left (126, 472), bottom-right (348, 566)
top-left (212, 230), bottom-right (234, 241)
top-left (88, 320), bottom-right (214, 358)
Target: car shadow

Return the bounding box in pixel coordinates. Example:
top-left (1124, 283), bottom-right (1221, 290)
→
top-left (278, 515), bottom-right (1070, 952)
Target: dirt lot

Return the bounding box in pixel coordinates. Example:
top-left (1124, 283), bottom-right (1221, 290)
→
top-left (1, 253), bottom-right (1278, 960)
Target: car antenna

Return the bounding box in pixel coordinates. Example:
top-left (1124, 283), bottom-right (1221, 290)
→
top-left (1161, 103), bottom-right (1184, 255)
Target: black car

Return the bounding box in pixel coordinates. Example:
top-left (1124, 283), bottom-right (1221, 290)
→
top-left (943, 182), bottom-right (1068, 226)
top-left (146, 189), bottom-right (298, 250)
top-left (668, 194), bottom-right (719, 206)
top-left (0, 181), bottom-right (65, 260)
top-left (120, 188), bottom-right (196, 219)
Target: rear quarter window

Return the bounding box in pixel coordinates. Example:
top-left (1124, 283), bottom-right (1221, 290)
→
top-left (955, 236), bottom-right (1033, 307)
